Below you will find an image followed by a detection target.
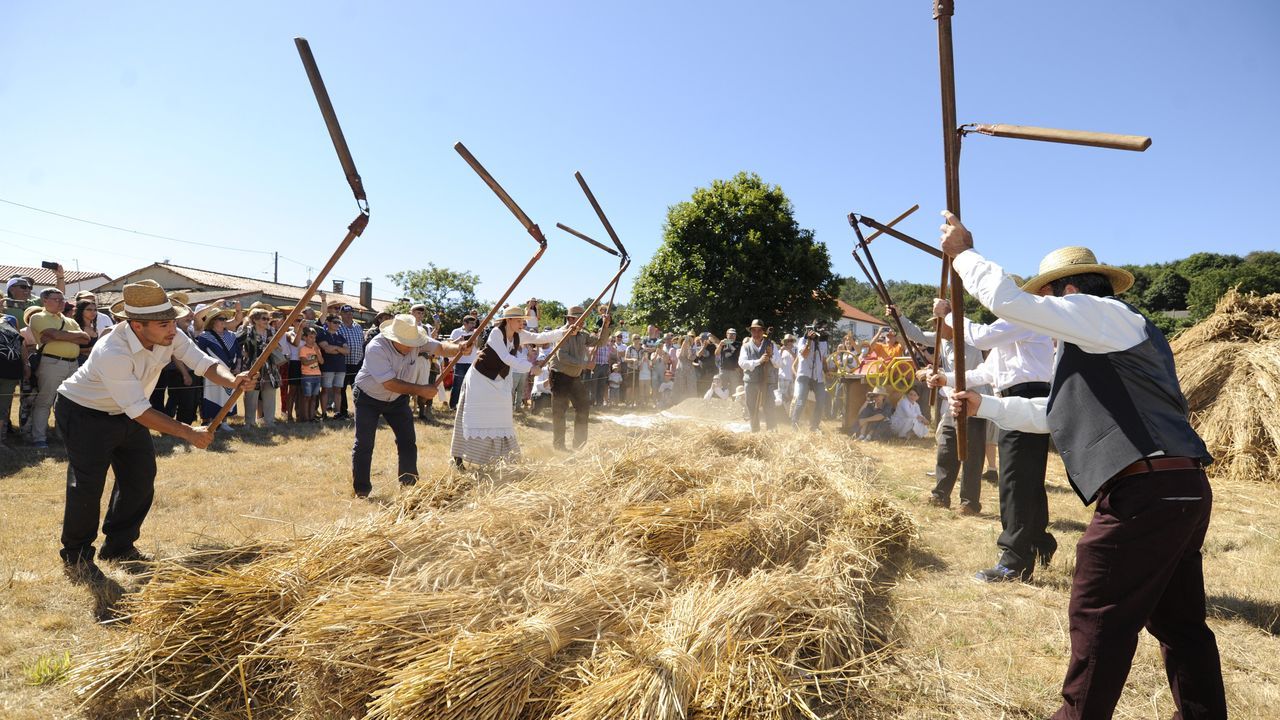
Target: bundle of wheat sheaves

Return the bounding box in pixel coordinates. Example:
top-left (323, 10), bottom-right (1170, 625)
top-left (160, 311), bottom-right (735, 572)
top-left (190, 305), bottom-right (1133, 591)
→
top-left (71, 424), bottom-right (914, 720)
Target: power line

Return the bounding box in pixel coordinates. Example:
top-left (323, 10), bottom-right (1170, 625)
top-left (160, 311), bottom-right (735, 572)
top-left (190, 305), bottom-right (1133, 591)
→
top-left (0, 226), bottom-right (156, 264)
top-left (0, 197), bottom-right (273, 255)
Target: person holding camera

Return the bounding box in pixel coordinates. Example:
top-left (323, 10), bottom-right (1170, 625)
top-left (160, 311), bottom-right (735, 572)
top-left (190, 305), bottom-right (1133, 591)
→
top-left (717, 328), bottom-right (742, 395)
top-left (738, 320), bottom-right (778, 432)
top-left (790, 324), bottom-right (829, 431)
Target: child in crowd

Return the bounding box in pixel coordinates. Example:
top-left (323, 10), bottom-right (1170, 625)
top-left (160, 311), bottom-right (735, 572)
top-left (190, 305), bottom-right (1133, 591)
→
top-left (703, 372), bottom-right (731, 400)
top-left (657, 369), bottom-right (675, 408)
top-left (608, 363), bottom-right (623, 405)
top-left (297, 327), bottom-right (322, 422)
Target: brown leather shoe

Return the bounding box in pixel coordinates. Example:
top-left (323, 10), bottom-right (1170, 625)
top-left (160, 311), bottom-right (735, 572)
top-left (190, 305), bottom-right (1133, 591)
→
top-left (958, 505), bottom-right (981, 517)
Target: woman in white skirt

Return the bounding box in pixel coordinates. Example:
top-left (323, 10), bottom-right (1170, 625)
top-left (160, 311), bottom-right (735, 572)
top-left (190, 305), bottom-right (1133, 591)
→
top-left (451, 306), bottom-right (568, 468)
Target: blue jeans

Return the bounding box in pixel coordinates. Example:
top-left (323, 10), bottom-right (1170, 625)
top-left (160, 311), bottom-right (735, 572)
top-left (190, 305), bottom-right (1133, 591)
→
top-left (449, 363), bottom-right (470, 410)
top-left (351, 390), bottom-right (417, 495)
top-left (790, 375), bottom-right (826, 429)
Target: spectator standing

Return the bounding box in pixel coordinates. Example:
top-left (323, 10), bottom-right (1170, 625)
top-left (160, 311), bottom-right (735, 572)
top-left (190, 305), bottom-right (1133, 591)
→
top-left (0, 318), bottom-right (24, 442)
top-left (5, 272), bottom-right (52, 330)
top-left (331, 305), bottom-right (365, 419)
top-left (718, 328), bottom-right (742, 393)
top-left (28, 287), bottom-right (89, 448)
top-left (75, 291), bottom-right (114, 334)
top-left (194, 306), bottom-right (241, 429)
top-left (319, 315), bottom-right (349, 420)
top-left (589, 326), bottom-right (615, 406)
top-left (236, 308), bottom-right (281, 427)
top-left (776, 334), bottom-right (797, 407)
top-left (296, 327), bottom-right (322, 422)
top-left (791, 328), bottom-right (829, 431)
top-left (447, 314), bottom-right (479, 410)
top-left (167, 310), bottom-right (200, 424)
top-left (72, 299), bottom-right (105, 365)
top-left (511, 345), bottom-right (535, 409)
top-left (693, 332), bottom-right (717, 397)
top-left (674, 332), bottom-right (698, 402)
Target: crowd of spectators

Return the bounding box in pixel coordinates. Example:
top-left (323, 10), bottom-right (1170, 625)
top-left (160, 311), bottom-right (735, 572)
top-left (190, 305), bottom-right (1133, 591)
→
top-left (4, 270), bottom-right (939, 448)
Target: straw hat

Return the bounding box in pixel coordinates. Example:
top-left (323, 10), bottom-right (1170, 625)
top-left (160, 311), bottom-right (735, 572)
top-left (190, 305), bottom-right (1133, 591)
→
top-left (783, 333), bottom-right (796, 343)
top-left (1020, 246), bottom-right (1134, 295)
top-left (248, 300), bottom-right (277, 312)
top-left (109, 279), bottom-right (191, 321)
top-left (748, 319), bottom-right (766, 330)
top-left (566, 305), bottom-right (586, 317)
top-left (23, 305), bottom-right (43, 325)
top-left (167, 290), bottom-right (190, 305)
top-left (379, 314), bottom-right (431, 348)
top-left (498, 305), bottom-right (529, 321)
top-left (868, 386), bottom-right (890, 397)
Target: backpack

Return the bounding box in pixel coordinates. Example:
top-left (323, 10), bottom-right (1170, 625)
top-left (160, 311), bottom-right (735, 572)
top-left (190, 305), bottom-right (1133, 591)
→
top-left (0, 324), bottom-right (23, 380)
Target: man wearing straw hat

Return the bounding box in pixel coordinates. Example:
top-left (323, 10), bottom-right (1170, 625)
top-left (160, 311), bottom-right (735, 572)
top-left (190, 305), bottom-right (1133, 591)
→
top-left (941, 213), bottom-right (1225, 720)
top-left (547, 305), bottom-right (603, 451)
top-left (351, 314), bottom-right (468, 498)
top-left (55, 280), bottom-right (256, 583)
top-left (738, 320), bottom-right (778, 432)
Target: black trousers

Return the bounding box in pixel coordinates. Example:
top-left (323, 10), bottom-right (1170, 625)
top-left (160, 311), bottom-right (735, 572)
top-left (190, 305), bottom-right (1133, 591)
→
top-left (932, 413), bottom-right (987, 511)
top-left (57, 394), bottom-right (157, 564)
top-left (995, 382), bottom-right (1053, 570)
top-left (1053, 467), bottom-right (1225, 720)
top-left (350, 389), bottom-right (416, 495)
top-left (449, 363), bottom-right (470, 410)
top-left (592, 363), bottom-right (610, 406)
top-left (551, 371), bottom-right (590, 449)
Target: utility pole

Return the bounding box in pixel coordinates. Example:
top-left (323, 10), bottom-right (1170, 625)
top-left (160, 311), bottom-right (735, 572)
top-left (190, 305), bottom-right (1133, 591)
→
top-left (274, 251), bottom-right (279, 283)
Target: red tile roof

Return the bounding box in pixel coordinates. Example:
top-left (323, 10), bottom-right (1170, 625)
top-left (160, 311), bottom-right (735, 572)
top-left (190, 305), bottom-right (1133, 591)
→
top-left (0, 265), bottom-right (109, 287)
top-left (836, 299), bottom-right (888, 326)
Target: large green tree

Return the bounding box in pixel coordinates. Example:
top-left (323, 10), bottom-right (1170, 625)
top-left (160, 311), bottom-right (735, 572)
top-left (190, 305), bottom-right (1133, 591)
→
top-left (386, 263), bottom-right (481, 330)
top-left (629, 172), bottom-right (838, 334)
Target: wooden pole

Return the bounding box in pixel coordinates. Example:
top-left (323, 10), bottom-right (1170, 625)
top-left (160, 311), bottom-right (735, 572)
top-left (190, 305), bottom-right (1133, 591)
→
top-left (861, 204), bottom-right (919, 244)
top-left (208, 39), bottom-right (368, 432)
top-left (935, 0), bottom-right (967, 459)
top-left (542, 262), bottom-right (629, 363)
top-left (965, 124), bottom-right (1150, 152)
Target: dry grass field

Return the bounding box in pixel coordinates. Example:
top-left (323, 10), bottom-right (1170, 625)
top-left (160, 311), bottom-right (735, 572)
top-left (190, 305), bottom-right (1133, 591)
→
top-left (1, 408), bottom-right (1277, 719)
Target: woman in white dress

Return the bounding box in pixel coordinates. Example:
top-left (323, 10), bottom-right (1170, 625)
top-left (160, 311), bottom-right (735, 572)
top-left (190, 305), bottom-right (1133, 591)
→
top-left (450, 305), bottom-right (568, 467)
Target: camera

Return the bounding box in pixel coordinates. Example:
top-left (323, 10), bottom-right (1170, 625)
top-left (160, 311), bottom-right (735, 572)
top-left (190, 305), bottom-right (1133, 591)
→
top-left (804, 321), bottom-right (830, 342)
top-left (40, 260), bottom-right (60, 270)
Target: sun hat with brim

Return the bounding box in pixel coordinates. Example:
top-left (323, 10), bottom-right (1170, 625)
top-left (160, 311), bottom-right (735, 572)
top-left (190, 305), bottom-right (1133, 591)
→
top-left (110, 279), bottom-right (191, 321)
top-left (248, 301), bottom-right (277, 312)
top-left (379, 314), bottom-right (431, 348)
top-left (748, 319), bottom-right (766, 330)
top-left (1020, 246), bottom-right (1134, 295)
top-left (498, 305), bottom-right (529, 321)
top-left (167, 290), bottom-right (191, 305)
top-left (23, 305), bottom-right (43, 324)
top-left (868, 386), bottom-right (890, 397)
top-left (783, 334), bottom-right (796, 342)
top-left (566, 306), bottom-right (586, 317)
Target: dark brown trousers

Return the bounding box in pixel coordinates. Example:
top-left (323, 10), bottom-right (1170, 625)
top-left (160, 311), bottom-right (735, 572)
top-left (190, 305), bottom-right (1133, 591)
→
top-left (1053, 467), bottom-right (1226, 720)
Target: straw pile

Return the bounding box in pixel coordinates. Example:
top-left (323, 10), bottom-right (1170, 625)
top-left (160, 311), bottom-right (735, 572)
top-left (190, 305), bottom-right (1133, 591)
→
top-left (1171, 289), bottom-right (1280, 484)
top-left (72, 425), bottom-right (913, 720)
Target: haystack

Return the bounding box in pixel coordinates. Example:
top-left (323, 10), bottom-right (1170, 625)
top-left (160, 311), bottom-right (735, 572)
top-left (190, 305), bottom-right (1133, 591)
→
top-left (1171, 289), bottom-right (1280, 483)
top-left (71, 424), bottom-right (913, 720)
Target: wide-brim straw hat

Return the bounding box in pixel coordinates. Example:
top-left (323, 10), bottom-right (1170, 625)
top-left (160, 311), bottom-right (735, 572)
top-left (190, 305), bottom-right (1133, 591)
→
top-left (23, 305), bottom-right (43, 324)
top-left (194, 305), bottom-right (234, 330)
top-left (248, 300), bottom-right (277, 312)
top-left (379, 314), bottom-right (431, 348)
top-left (1020, 246), bottom-right (1134, 295)
top-left (167, 290), bottom-right (190, 305)
top-left (748, 319), bottom-right (765, 330)
top-left (868, 386), bottom-right (890, 397)
top-left (783, 333), bottom-right (796, 342)
top-left (110, 279), bottom-right (191, 321)
top-left (498, 305), bottom-right (529, 321)
top-left (566, 305), bottom-right (586, 317)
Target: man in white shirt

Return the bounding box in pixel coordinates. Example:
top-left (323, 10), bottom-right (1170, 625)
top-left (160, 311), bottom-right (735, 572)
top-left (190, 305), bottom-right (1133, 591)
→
top-left (925, 295), bottom-right (1058, 582)
top-left (775, 334), bottom-right (796, 406)
top-left (940, 212), bottom-right (1224, 720)
top-left (790, 327), bottom-right (829, 431)
top-left (56, 280), bottom-right (254, 584)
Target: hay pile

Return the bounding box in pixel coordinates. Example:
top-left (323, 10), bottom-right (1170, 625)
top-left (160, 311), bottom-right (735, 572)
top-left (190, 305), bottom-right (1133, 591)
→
top-left (1171, 289), bottom-right (1280, 484)
top-left (72, 425), bottom-right (913, 720)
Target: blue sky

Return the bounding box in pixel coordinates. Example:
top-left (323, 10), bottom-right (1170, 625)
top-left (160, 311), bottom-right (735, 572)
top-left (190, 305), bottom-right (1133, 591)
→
top-left (1, 1), bottom-right (1276, 306)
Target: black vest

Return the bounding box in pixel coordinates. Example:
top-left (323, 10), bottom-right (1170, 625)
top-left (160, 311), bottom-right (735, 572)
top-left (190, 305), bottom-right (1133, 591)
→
top-left (741, 339), bottom-right (777, 385)
top-left (1046, 301), bottom-right (1211, 505)
top-left (473, 327), bottom-right (520, 381)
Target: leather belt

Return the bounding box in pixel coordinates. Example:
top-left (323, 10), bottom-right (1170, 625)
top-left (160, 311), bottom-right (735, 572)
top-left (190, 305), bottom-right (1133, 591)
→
top-left (997, 381), bottom-right (1051, 398)
top-left (1113, 456), bottom-right (1201, 481)
top-left (43, 355), bottom-right (79, 363)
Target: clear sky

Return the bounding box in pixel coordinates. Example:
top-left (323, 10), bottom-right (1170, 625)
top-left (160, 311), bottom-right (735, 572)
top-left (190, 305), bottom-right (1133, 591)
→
top-left (2, 1), bottom-right (1276, 306)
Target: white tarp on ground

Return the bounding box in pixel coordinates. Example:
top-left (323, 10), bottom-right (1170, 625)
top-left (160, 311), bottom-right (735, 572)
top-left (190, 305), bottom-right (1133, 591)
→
top-left (601, 410), bottom-right (751, 434)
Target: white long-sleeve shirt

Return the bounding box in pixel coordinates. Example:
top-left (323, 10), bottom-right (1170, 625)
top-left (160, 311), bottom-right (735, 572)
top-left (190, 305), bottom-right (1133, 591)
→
top-left (58, 321), bottom-right (218, 419)
top-left (943, 316), bottom-right (1054, 392)
top-left (482, 326), bottom-right (566, 375)
top-left (953, 249), bottom-right (1148, 434)
top-left (795, 337), bottom-right (828, 382)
